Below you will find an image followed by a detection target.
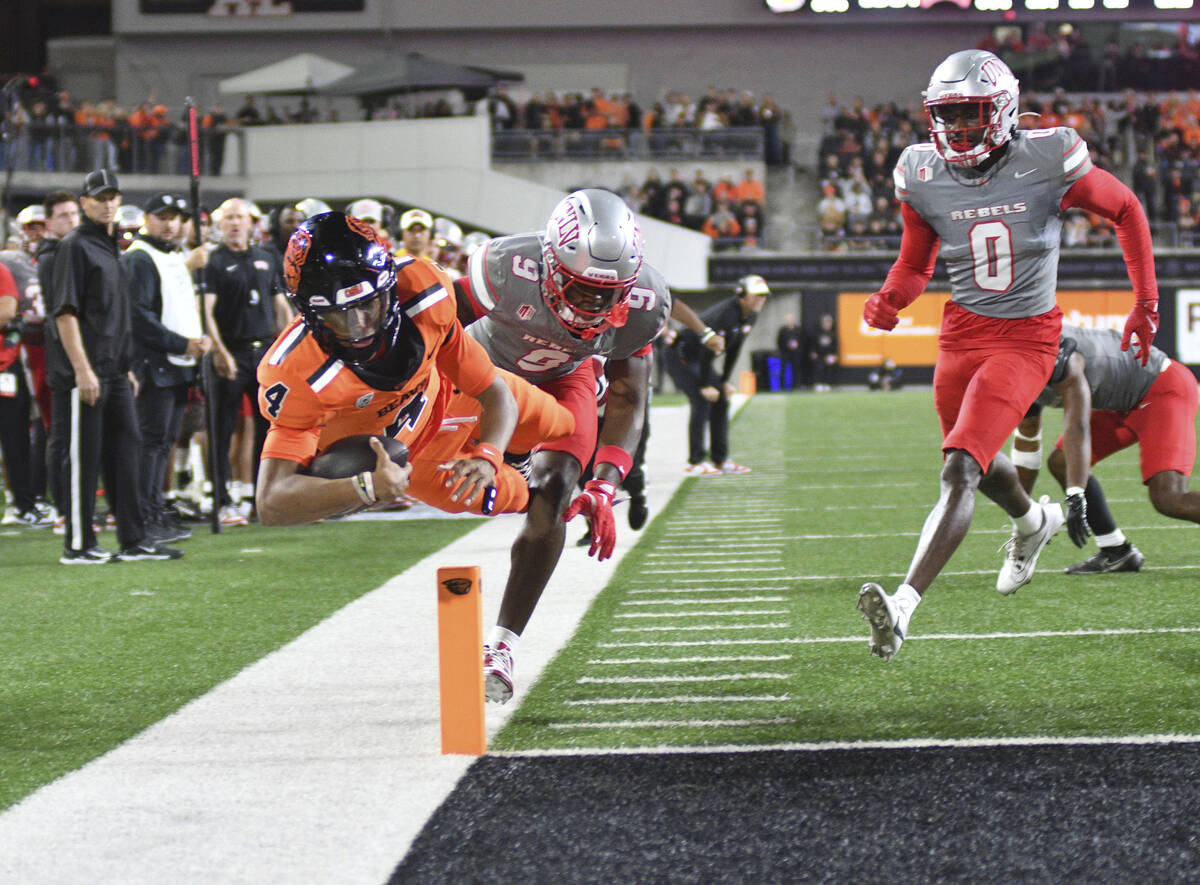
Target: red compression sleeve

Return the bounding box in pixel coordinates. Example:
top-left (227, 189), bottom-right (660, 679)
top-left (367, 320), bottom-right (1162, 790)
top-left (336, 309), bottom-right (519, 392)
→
top-left (879, 203), bottom-right (940, 310)
top-left (1062, 167), bottom-right (1157, 303)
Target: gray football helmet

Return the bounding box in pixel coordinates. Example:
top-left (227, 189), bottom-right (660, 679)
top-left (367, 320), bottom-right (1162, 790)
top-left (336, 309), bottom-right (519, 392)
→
top-left (923, 49), bottom-right (1020, 166)
top-left (541, 188), bottom-right (644, 339)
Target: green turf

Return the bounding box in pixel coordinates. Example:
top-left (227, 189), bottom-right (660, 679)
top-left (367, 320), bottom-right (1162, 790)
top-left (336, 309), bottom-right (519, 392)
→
top-left (496, 389), bottom-right (1200, 750)
top-left (0, 517), bottom-right (479, 810)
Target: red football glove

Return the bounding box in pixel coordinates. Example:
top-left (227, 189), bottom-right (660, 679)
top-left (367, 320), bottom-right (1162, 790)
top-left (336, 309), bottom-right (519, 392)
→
top-left (563, 479), bottom-right (617, 561)
top-left (1121, 301), bottom-right (1158, 367)
top-left (863, 292), bottom-right (900, 331)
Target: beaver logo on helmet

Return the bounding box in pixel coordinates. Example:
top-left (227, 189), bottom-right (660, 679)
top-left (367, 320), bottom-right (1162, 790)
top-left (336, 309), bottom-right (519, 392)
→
top-left (283, 227), bottom-right (311, 294)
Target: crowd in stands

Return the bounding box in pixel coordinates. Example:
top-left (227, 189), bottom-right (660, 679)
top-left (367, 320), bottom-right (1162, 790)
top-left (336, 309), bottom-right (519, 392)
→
top-left (596, 167), bottom-right (768, 252)
top-left (982, 21), bottom-right (1200, 94)
top-left (480, 85), bottom-right (791, 166)
top-left (1, 72), bottom-right (792, 176)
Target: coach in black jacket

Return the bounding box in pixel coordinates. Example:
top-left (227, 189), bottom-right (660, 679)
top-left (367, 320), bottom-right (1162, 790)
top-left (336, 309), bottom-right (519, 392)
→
top-left (45, 170), bottom-right (181, 563)
top-left (664, 274), bottom-right (768, 474)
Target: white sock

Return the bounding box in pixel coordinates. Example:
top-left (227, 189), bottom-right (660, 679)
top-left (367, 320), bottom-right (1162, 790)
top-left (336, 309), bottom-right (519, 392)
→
top-left (894, 583), bottom-right (921, 633)
top-left (1095, 529), bottom-right (1127, 548)
top-left (489, 626), bottom-right (520, 652)
top-left (1014, 500), bottom-right (1042, 535)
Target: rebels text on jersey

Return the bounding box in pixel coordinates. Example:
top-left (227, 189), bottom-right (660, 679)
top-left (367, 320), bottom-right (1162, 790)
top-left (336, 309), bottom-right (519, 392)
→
top-left (257, 256), bottom-right (495, 465)
top-left (458, 233), bottom-right (672, 380)
top-left (894, 127), bottom-right (1092, 319)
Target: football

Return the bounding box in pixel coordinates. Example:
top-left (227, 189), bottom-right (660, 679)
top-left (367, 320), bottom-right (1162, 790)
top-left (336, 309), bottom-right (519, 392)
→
top-left (304, 434), bottom-right (409, 479)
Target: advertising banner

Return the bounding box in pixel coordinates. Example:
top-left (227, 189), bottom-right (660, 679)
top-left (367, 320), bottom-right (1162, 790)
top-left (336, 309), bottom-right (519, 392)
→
top-left (1175, 289), bottom-right (1200, 365)
top-left (838, 289), bottom-right (1136, 367)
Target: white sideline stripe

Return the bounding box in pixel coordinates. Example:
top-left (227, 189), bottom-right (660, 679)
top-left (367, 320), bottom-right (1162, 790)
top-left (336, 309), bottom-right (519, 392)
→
top-left (640, 566), bottom-right (788, 574)
top-left (566, 695), bottom-right (789, 706)
top-left (613, 623), bottom-right (790, 633)
top-left (653, 564), bottom-right (1200, 584)
top-left (549, 717), bottom-right (793, 730)
top-left (620, 597), bottom-right (787, 605)
top-left (645, 546), bottom-right (785, 555)
top-left (643, 554), bottom-right (782, 561)
top-left (586, 655), bottom-right (791, 664)
top-left (628, 586), bottom-right (790, 595)
top-left (615, 609), bottom-right (789, 618)
top-left (597, 626), bottom-right (1200, 648)
top-left (666, 517), bottom-right (783, 525)
top-left (494, 733), bottom-right (1200, 756)
top-left (577, 673), bottom-right (788, 685)
top-left (658, 532), bottom-right (791, 540)
top-left (0, 400), bottom-right (705, 885)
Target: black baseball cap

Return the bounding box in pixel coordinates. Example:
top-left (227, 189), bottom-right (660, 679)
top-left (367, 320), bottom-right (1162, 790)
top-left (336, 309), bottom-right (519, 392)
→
top-left (143, 193), bottom-right (190, 218)
top-left (82, 168), bottom-right (120, 198)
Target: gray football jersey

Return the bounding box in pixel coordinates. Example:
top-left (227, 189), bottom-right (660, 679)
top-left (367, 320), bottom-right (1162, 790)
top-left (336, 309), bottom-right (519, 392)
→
top-left (895, 127), bottom-right (1092, 319)
top-left (0, 250), bottom-right (42, 316)
top-left (464, 232), bottom-right (672, 381)
top-left (1037, 323), bottom-right (1168, 413)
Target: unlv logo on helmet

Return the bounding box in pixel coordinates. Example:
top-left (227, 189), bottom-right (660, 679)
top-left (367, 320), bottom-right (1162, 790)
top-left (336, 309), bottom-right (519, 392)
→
top-left (554, 203), bottom-right (580, 249)
top-left (979, 58), bottom-right (1008, 87)
top-left (284, 228), bottom-right (311, 293)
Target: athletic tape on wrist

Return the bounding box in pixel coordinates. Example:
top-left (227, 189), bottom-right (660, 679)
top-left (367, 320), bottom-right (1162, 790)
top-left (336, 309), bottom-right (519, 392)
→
top-left (354, 470), bottom-right (377, 506)
top-left (700, 327), bottom-right (716, 344)
top-left (594, 445), bottom-right (633, 481)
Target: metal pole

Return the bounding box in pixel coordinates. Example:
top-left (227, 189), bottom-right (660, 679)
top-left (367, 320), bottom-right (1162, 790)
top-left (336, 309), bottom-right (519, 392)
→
top-left (187, 97), bottom-right (222, 534)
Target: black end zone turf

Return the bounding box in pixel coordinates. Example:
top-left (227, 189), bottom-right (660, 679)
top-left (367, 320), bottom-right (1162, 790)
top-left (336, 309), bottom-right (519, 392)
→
top-left (392, 743), bottom-right (1200, 883)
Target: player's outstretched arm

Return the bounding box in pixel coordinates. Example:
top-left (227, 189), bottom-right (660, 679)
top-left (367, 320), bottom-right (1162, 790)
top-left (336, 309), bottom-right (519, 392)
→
top-left (437, 374), bottom-right (517, 513)
top-left (256, 440), bottom-right (411, 526)
top-left (1062, 167), bottom-right (1159, 365)
top-left (563, 353), bottom-right (651, 561)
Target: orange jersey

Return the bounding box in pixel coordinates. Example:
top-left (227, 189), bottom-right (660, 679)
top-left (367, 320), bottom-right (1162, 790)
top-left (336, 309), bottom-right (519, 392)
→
top-left (257, 255), bottom-right (575, 514)
top-left (257, 256), bottom-right (495, 466)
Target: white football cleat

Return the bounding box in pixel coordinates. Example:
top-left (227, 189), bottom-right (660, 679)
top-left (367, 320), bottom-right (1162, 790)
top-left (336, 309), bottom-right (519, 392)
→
top-left (997, 495), bottom-right (1065, 595)
top-left (483, 642), bottom-right (515, 704)
top-left (857, 582), bottom-right (904, 662)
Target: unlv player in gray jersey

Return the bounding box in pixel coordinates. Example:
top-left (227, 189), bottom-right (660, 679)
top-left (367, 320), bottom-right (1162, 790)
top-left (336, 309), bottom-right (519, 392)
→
top-left (857, 49), bottom-right (1160, 662)
top-left (455, 188), bottom-right (672, 703)
top-left (1012, 325), bottom-right (1200, 575)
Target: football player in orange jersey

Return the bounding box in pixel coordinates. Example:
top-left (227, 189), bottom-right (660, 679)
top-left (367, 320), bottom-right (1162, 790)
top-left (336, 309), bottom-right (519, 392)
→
top-left (254, 212), bottom-right (573, 525)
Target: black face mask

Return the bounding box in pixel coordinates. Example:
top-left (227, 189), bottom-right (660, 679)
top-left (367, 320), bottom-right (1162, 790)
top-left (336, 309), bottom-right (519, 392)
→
top-left (344, 319), bottom-right (426, 392)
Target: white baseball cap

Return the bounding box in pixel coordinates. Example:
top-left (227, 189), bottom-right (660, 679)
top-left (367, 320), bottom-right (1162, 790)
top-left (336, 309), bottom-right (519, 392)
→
top-left (738, 274), bottom-right (770, 297)
top-left (347, 198), bottom-right (384, 223)
top-left (400, 208), bottom-right (433, 230)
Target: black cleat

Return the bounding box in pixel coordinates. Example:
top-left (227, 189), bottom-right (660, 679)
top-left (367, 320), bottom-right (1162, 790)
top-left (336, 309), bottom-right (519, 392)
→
top-left (119, 541), bottom-right (185, 561)
top-left (1064, 544), bottom-right (1144, 575)
top-left (628, 493), bottom-right (648, 530)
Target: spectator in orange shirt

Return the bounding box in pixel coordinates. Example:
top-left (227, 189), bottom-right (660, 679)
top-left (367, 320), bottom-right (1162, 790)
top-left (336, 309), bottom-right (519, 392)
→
top-left (701, 199), bottom-right (741, 250)
top-left (733, 168), bottom-right (765, 207)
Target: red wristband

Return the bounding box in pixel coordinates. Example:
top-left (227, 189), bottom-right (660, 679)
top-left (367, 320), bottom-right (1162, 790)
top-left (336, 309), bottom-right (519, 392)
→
top-left (594, 445), bottom-right (633, 481)
top-left (470, 442), bottom-right (503, 471)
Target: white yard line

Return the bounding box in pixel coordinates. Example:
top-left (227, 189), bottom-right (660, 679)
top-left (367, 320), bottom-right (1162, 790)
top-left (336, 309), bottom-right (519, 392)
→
top-left (0, 401), bottom-right (709, 885)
